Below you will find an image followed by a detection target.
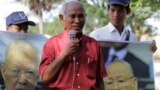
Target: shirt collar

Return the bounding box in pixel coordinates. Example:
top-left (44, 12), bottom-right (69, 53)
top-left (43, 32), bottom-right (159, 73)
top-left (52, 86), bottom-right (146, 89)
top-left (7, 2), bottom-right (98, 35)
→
top-left (109, 46), bottom-right (128, 60)
top-left (108, 22), bottom-right (129, 33)
top-left (115, 47), bottom-right (128, 60)
top-left (60, 30), bottom-right (70, 48)
top-left (62, 29), bottom-right (84, 42)
top-left (108, 22), bottom-right (116, 33)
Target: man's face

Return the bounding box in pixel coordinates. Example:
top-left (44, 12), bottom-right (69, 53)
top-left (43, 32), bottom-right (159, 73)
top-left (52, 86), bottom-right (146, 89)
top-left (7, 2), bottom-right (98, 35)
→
top-left (108, 4), bottom-right (127, 27)
top-left (2, 58), bottom-right (38, 90)
top-left (60, 2), bottom-right (86, 32)
top-left (7, 23), bottom-right (28, 33)
top-left (105, 62), bottom-right (137, 90)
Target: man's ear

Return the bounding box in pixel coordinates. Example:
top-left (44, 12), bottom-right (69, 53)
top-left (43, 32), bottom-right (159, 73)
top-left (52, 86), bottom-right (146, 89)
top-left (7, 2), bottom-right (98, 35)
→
top-left (59, 15), bottom-right (64, 23)
top-left (133, 77), bottom-right (138, 90)
top-left (0, 64), bottom-right (6, 80)
top-left (6, 26), bottom-right (10, 31)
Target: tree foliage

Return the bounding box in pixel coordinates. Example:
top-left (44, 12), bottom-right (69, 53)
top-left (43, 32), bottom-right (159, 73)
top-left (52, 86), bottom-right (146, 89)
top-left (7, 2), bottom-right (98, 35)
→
top-left (16, 0), bottom-right (63, 15)
top-left (79, 0), bottom-right (108, 35)
top-left (79, 0), bottom-right (160, 39)
top-left (129, 0), bottom-right (160, 39)
top-left (28, 17), bottom-right (64, 36)
top-left (18, 0), bottom-right (160, 39)
top-left (16, 0), bottom-right (63, 34)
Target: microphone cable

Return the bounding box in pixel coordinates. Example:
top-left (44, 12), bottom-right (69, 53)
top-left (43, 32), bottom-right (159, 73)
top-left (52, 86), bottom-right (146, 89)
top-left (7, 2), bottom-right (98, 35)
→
top-left (72, 54), bottom-right (76, 89)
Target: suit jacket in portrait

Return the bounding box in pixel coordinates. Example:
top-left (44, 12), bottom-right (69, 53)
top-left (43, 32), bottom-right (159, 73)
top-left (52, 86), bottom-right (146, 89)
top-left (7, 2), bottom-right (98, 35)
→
top-left (102, 47), bottom-right (149, 78)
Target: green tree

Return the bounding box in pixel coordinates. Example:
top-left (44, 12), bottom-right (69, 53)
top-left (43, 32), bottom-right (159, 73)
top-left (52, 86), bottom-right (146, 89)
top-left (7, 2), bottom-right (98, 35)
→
top-left (79, 0), bottom-right (108, 35)
top-left (80, 0), bottom-right (160, 39)
top-left (20, 0), bottom-right (160, 38)
top-left (128, 0), bottom-right (160, 40)
top-left (29, 17), bottom-right (64, 36)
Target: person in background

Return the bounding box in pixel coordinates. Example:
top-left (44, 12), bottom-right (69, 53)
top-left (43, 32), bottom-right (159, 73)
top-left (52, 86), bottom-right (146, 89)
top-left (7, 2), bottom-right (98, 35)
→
top-left (1, 40), bottom-right (39, 90)
top-left (6, 11), bottom-right (36, 33)
top-left (89, 0), bottom-right (157, 53)
top-left (39, 0), bottom-right (107, 90)
top-left (105, 60), bottom-right (137, 90)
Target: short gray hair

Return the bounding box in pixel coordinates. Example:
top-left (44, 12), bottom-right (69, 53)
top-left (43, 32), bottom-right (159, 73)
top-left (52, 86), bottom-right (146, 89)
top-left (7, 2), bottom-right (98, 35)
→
top-left (59, 0), bottom-right (86, 16)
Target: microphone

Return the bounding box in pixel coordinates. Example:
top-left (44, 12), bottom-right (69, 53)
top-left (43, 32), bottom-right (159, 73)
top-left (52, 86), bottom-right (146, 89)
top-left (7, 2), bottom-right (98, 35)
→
top-left (69, 30), bottom-right (82, 47)
top-left (69, 30), bottom-right (77, 61)
top-left (69, 30), bottom-right (77, 89)
top-left (69, 30), bottom-right (76, 42)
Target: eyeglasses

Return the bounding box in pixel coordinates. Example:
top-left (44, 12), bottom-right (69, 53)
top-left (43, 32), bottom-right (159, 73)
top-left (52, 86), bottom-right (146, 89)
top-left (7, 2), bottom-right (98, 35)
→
top-left (105, 76), bottom-right (134, 88)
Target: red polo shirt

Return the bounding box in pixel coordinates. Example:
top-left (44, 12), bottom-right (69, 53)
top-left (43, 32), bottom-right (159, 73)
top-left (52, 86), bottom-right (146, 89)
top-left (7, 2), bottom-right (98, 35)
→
top-left (39, 30), bottom-right (107, 90)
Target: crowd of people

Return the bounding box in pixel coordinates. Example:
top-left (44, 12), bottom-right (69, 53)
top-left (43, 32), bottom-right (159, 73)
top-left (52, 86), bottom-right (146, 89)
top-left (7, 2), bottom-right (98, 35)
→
top-left (0, 0), bottom-right (157, 90)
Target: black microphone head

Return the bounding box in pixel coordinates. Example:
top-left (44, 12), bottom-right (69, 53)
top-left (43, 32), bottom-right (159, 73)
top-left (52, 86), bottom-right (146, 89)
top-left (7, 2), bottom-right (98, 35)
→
top-left (69, 30), bottom-right (76, 41)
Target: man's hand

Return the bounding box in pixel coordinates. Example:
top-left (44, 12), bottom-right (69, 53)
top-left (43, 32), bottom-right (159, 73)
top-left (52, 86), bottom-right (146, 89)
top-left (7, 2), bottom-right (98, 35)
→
top-left (151, 40), bottom-right (157, 53)
top-left (61, 39), bottom-right (80, 57)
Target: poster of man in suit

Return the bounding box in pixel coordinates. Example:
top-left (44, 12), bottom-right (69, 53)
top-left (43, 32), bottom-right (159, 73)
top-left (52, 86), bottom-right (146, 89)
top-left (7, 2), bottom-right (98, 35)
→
top-left (98, 41), bottom-right (155, 90)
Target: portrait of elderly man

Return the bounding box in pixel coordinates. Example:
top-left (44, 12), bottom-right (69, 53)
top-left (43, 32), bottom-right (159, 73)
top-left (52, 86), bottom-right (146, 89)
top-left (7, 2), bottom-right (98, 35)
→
top-left (1, 40), bottom-right (39, 90)
top-left (105, 60), bottom-right (137, 90)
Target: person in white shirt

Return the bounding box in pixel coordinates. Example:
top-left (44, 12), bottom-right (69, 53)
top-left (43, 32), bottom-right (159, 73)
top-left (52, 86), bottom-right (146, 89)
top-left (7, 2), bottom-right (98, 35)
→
top-left (89, 0), bottom-right (157, 53)
top-left (89, 22), bottom-right (137, 41)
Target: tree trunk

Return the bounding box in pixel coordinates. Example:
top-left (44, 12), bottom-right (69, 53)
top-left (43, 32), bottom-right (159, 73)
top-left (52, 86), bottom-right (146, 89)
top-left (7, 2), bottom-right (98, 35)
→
top-left (38, 11), bottom-right (43, 34)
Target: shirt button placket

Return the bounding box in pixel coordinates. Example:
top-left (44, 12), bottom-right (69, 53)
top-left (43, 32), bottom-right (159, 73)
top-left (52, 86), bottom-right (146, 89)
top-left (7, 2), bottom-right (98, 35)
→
top-left (75, 61), bottom-right (80, 89)
top-left (77, 73), bottom-right (80, 77)
top-left (76, 62), bottom-right (79, 65)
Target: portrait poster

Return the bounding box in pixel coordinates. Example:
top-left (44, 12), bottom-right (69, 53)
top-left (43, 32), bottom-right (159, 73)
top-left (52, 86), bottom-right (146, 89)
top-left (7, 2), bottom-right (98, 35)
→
top-left (0, 31), bottom-right (48, 90)
top-left (98, 41), bottom-right (155, 90)
top-left (0, 31), bottom-right (48, 63)
top-left (154, 62), bottom-right (160, 90)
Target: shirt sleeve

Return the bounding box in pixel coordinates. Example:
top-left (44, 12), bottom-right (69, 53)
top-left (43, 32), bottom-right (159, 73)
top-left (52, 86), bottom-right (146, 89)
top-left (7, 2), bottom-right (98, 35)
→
top-left (39, 38), bottom-right (55, 78)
